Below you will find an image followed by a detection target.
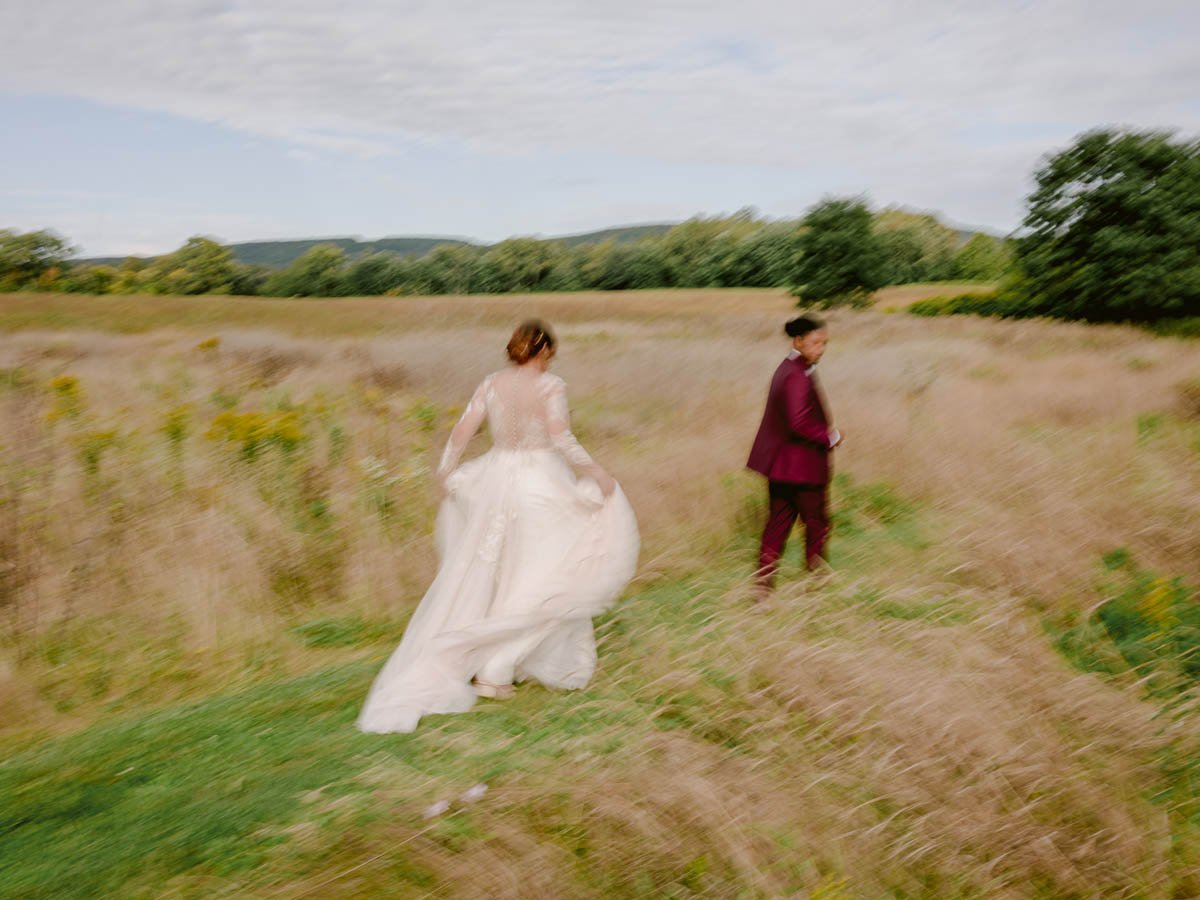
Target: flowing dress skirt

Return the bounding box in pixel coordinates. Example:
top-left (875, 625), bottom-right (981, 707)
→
top-left (357, 448), bottom-right (640, 733)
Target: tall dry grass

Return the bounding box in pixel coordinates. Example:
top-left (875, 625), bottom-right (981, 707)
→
top-left (2, 289), bottom-right (1199, 894)
top-left (826, 313), bottom-right (1200, 597)
top-left (169, 579), bottom-right (1181, 897)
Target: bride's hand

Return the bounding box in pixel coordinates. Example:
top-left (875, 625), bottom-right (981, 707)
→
top-left (594, 470), bottom-right (617, 498)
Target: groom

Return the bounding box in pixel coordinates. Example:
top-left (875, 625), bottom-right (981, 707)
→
top-left (746, 315), bottom-right (841, 593)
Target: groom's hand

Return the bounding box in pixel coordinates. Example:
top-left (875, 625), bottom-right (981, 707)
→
top-left (830, 428), bottom-right (844, 449)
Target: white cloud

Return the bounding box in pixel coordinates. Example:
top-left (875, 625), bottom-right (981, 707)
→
top-left (3, 0), bottom-right (1199, 233)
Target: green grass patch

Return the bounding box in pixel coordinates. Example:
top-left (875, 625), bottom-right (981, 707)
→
top-left (0, 662), bottom-right (383, 898)
top-left (0, 574), bottom-right (725, 897)
top-left (289, 615), bottom-right (406, 649)
top-left (1051, 549), bottom-right (1200, 694)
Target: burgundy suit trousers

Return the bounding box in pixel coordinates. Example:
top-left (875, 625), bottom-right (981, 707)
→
top-left (756, 480), bottom-right (829, 587)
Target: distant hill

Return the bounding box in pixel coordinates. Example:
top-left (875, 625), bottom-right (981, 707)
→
top-left (552, 223), bottom-right (675, 248)
top-left (78, 236), bottom-right (476, 269)
top-left (229, 236), bottom-right (477, 268)
top-left (79, 224), bottom-right (679, 269)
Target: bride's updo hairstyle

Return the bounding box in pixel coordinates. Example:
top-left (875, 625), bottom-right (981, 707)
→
top-left (506, 319), bottom-right (556, 365)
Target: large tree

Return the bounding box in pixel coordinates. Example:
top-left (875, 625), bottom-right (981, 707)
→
top-left (0, 228), bottom-right (74, 290)
top-left (262, 244), bottom-right (347, 297)
top-left (579, 239), bottom-right (672, 291)
top-left (138, 236), bottom-right (238, 295)
top-left (473, 238), bottom-right (566, 293)
top-left (1015, 128), bottom-right (1200, 322)
top-left (874, 208), bottom-right (960, 283)
top-left (717, 224), bottom-right (803, 288)
top-left (341, 253), bottom-right (399, 296)
top-left (420, 244), bottom-right (481, 295)
top-left (792, 197), bottom-right (887, 305)
top-left (655, 213), bottom-right (759, 287)
top-left (955, 232), bottom-right (1012, 282)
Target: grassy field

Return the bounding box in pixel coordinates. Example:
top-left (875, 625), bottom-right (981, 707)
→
top-left (2, 286), bottom-right (1199, 897)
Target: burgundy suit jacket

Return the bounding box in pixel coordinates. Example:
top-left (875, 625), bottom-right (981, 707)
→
top-left (746, 357), bottom-right (832, 485)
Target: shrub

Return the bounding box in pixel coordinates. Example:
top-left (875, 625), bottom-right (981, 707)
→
top-left (792, 287), bottom-right (874, 310)
top-left (907, 291), bottom-right (1022, 318)
top-left (1152, 318), bottom-right (1200, 339)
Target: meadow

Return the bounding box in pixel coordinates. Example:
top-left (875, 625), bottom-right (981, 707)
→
top-left (1, 285), bottom-right (1199, 898)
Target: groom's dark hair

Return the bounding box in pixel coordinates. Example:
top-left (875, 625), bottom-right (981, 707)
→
top-left (785, 315), bottom-right (825, 338)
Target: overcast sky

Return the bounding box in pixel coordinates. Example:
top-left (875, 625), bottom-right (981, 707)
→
top-left (2, 0), bottom-right (1198, 256)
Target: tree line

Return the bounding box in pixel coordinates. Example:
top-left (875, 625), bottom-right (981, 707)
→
top-left (3, 127), bottom-right (1198, 324)
top-left (1, 207), bottom-right (1007, 302)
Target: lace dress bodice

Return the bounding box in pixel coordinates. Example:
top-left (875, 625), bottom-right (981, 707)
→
top-left (437, 369), bottom-right (599, 478)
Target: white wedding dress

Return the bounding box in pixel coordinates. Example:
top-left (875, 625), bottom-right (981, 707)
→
top-left (357, 367), bottom-right (640, 734)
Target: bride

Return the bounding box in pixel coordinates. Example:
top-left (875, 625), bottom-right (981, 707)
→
top-left (357, 320), bottom-right (640, 733)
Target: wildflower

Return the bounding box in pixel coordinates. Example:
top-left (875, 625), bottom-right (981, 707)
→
top-left (1139, 577), bottom-right (1179, 633)
top-left (358, 456), bottom-right (404, 487)
top-left (422, 799), bottom-right (450, 819)
top-left (459, 783), bottom-right (488, 803)
top-left (206, 409), bottom-right (307, 461)
top-left (46, 374), bottom-right (84, 421)
top-left (73, 428), bottom-right (118, 476)
top-left (160, 404), bottom-right (192, 445)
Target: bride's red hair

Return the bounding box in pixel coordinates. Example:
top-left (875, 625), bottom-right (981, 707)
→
top-left (507, 319), bottom-right (556, 364)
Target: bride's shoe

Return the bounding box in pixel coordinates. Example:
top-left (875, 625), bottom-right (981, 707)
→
top-left (473, 679), bottom-right (515, 700)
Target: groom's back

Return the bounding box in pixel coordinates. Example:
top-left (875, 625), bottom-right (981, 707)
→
top-left (746, 358), bottom-right (795, 477)
top-left (746, 357), bottom-right (829, 485)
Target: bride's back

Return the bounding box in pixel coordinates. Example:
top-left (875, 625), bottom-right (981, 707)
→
top-left (482, 367), bottom-right (559, 451)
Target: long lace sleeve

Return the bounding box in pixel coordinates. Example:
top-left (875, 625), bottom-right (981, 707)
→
top-left (436, 378), bottom-right (488, 478)
top-left (544, 377), bottom-right (601, 475)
